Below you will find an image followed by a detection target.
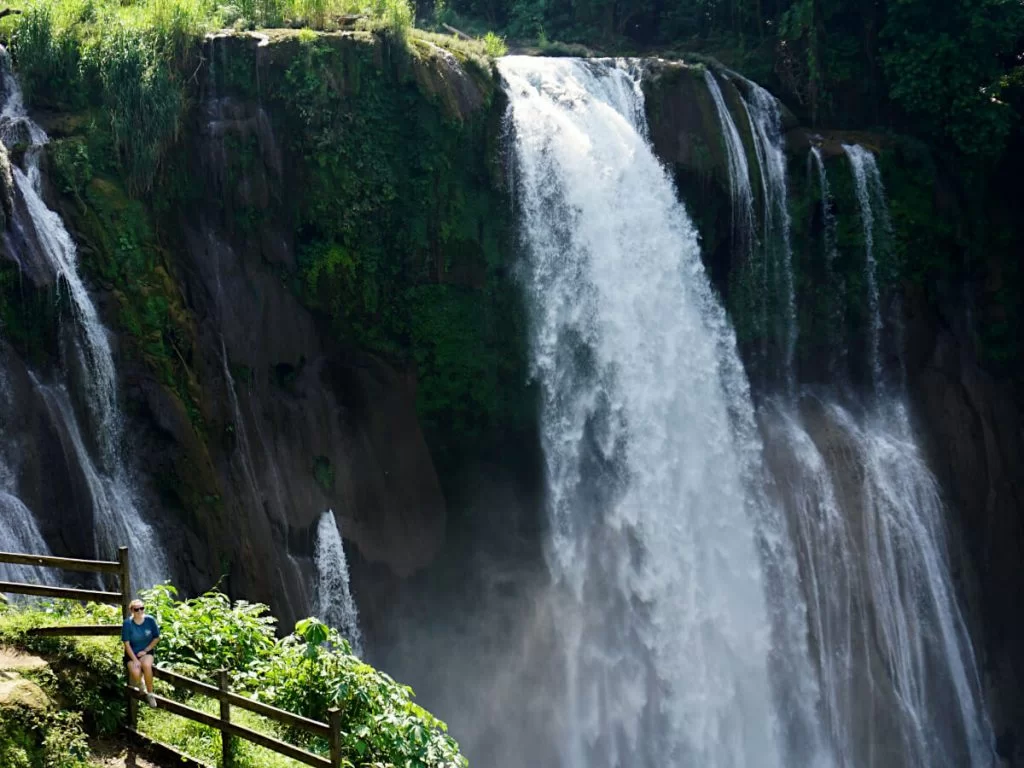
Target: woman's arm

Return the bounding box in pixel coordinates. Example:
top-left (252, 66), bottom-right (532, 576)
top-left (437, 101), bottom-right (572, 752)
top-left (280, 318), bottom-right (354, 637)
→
top-left (137, 636), bottom-right (160, 657)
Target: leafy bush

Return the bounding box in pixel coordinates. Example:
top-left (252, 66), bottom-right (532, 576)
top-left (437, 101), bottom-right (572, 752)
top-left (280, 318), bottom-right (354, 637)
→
top-left (0, 705), bottom-right (91, 768)
top-left (142, 584), bottom-right (277, 684)
top-left (259, 619), bottom-right (468, 767)
top-left (481, 30), bottom-right (506, 57)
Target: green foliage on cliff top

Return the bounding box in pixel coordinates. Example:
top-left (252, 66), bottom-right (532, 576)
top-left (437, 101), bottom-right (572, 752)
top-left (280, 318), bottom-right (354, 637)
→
top-left (0, 590), bottom-right (468, 767)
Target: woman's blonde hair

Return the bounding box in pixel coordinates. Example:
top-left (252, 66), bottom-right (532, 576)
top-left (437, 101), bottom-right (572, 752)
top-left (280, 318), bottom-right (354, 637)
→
top-left (129, 599), bottom-right (145, 610)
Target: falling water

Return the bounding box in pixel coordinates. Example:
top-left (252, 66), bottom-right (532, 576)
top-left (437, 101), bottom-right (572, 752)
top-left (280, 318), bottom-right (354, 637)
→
top-left (809, 147), bottom-right (837, 270)
top-left (500, 55), bottom-right (823, 768)
top-left (736, 77), bottom-right (797, 396)
top-left (843, 144), bottom-right (892, 394)
top-left (0, 51), bottom-right (165, 589)
top-left (704, 70), bottom-right (754, 257)
top-left (0, 448), bottom-right (54, 585)
top-left (756, 147), bottom-right (993, 766)
top-left (809, 146), bottom-right (845, 374)
top-left (314, 510), bottom-right (363, 656)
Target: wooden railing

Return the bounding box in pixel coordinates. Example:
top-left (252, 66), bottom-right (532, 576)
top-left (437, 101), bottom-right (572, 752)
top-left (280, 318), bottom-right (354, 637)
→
top-left (127, 665), bottom-right (345, 768)
top-left (0, 546), bottom-right (132, 633)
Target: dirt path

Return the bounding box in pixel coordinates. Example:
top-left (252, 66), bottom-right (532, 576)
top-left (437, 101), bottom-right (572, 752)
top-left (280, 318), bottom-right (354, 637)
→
top-left (89, 737), bottom-right (163, 768)
top-left (0, 645), bottom-right (48, 672)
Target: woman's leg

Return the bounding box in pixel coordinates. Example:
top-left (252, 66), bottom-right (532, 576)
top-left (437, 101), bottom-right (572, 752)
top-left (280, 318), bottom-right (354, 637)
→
top-left (140, 655), bottom-right (155, 694)
top-left (127, 660), bottom-right (142, 688)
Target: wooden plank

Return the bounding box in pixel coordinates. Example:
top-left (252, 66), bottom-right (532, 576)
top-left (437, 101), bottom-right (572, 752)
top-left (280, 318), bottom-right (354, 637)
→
top-left (148, 693), bottom-right (331, 768)
top-left (0, 551), bottom-right (121, 574)
top-left (154, 667), bottom-right (331, 738)
top-left (0, 581), bottom-right (122, 603)
top-left (27, 624), bottom-right (121, 637)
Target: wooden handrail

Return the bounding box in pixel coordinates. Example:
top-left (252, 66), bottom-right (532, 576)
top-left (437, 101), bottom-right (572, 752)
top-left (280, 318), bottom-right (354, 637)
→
top-left (154, 667), bottom-right (332, 739)
top-left (0, 581), bottom-right (122, 603)
top-left (0, 551), bottom-right (121, 574)
top-left (130, 690), bottom-right (332, 768)
top-left (26, 624), bottom-right (122, 637)
top-left (0, 546), bottom-right (132, 625)
top-left (128, 668), bottom-right (344, 768)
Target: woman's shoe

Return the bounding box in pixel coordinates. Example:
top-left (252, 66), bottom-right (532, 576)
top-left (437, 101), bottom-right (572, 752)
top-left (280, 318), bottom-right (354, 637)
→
top-left (146, 693), bottom-right (157, 708)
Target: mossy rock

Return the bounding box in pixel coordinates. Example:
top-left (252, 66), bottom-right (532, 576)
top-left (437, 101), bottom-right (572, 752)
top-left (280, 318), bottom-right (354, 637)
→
top-left (0, 675), bottom-right (50, 712)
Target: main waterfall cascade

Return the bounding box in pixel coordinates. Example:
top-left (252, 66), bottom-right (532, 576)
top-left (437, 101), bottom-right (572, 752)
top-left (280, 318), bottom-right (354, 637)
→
top-left (485, 57), bottom-right (994, 768)
top-left (500, 56), bottom-right (828, 767)
top-left (0, 51), bottom-right (165, 590)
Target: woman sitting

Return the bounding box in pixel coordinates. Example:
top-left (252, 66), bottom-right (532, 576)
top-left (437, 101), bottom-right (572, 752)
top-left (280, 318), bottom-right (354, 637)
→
top-left (122, 598), bottom-right (160, 708)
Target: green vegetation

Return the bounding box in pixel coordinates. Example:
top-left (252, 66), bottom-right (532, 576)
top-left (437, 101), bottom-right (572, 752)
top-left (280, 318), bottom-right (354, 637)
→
top-left (0, 589), bottom-right (467, 767)
top-left (245, 33), bottom-right (533, 471)
top-left (0, 705), bottom-right (90, 768)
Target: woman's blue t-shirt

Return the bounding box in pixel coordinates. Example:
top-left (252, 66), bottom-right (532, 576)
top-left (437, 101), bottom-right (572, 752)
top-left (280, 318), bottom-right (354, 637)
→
top-left (121, 616), bottom-right (160, 654)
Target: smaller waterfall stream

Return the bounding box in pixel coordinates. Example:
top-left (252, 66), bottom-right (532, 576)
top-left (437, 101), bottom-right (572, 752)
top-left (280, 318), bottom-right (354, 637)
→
top-left (314, 510), bottom-right (362, 655)
top-left (737, 77), bottom-right (797, 395)
top-left (809, 147), bottom-right (845, 375)
top-left (842, 144), bottom-right (892, 394)
top-left (0, 453), bottom-right (54, 585)
top-left (0, 50), bottom-right (165, 589)
top-left (704, 71), bottom-right (754, 257)
top-left (755, 145), bottom-right (993, 767)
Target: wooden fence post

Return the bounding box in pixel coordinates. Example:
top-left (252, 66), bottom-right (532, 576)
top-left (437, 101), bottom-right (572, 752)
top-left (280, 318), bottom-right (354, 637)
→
top-left (219, 669), bottom-right (234, 768)
top-left (127, 685), bottom-right (138, 732)
top-left (328, 707), bottom-right (342, 768)
top-left (117, 547), bottom-right (131, 620)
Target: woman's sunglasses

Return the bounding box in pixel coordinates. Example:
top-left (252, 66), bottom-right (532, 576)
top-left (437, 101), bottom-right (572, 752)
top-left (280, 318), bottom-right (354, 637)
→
top-left (132, 607), bottom-right (145, 612)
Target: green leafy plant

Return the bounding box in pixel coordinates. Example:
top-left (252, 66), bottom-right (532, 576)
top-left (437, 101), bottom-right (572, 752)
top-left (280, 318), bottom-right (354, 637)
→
top-left (481, 30), bottom-right (507, 57)
top-left (142, 584), bottom-right (278, 684)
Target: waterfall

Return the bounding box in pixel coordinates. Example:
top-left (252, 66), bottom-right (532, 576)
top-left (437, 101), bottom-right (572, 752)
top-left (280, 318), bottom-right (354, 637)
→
top-left (842, 144), bottom-right (893, 395)
top-left (0, 50), bottom-right (165, 590)
top-left (809, 147), bottom-right (845, 375)
top-left (809, 147), bottom-right (837, 270)
top-left (500, 55), bottom-right (823, 768)
top-left (314, 510), bottom-right (362, 656)
top-left (734, 77), bottom-right (797, 396)
top-left (704, 70), bottom-right (754, 258)
top-left (755, 146), bottom-right (993, 766)
top-left (0, 450), bottom-right (54, 585)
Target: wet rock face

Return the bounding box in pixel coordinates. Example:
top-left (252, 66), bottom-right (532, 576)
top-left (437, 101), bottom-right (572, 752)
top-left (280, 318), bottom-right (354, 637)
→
top-left (905, 305), bottom-right (1024, 756)
top-left (131, 66), bottom-right (448, 624)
